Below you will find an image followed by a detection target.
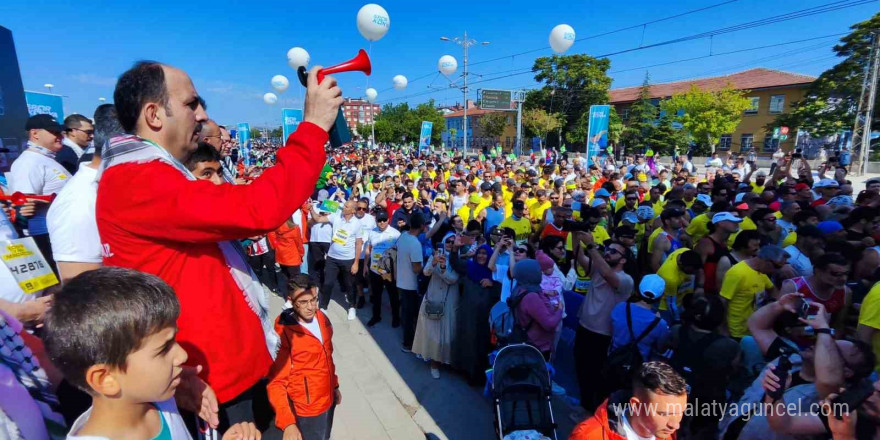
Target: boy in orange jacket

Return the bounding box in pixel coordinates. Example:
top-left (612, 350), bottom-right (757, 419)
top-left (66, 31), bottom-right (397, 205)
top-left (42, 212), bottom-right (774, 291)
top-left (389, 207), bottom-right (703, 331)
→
top-left (268, 274), bottom-right (340, 440)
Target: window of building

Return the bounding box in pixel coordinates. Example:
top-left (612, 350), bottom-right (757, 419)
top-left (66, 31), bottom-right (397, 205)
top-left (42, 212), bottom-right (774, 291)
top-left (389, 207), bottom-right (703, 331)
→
top-left (622, 108), bottom-right (629, 121)
top-left (769, 95), bottom-right (785, 114)
top-left (745, 97), bottom-right (759, 114)
top-left (718, 134), bottom-right (732, 151)
top-left (506, 137), bottom-right (511, 148)
top-left (741, 133), bottom-right (754, 151)
top-left (763, 137), bottom-right (777, 152)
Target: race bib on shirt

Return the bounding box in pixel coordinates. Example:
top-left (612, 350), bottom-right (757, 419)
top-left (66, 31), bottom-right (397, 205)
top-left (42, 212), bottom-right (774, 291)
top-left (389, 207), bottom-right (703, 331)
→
top-left (332, 228), bottom-right (351, 246)
top-left (1, 237), bottom-right (58, 294)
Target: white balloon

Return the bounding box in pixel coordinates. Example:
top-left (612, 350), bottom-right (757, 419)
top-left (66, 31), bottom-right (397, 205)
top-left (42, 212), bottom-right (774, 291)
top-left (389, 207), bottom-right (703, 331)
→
top-left (365, 88), bottom-right (378, 103)
top-left (549, 24), bottom-right (576, 54)
top-left (263, 92), bottom-right (278, 105)
top-left (438, 55), bottom-right (458, 76)
top-left (392, 75), bottom-right (408, 90)
top-left (271, 75), bottom-right (289, 93)
top-left (356, 4), bottom-right (390, 42)
top-left (287, 47), bottom-right (310, 70)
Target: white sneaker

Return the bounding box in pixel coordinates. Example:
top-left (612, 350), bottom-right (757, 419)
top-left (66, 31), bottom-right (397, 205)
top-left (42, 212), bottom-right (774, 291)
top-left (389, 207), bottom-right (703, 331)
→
top-left (348, 307), bottom-right (357, 321)
top-left (430, 366), bottom-right (440, 379)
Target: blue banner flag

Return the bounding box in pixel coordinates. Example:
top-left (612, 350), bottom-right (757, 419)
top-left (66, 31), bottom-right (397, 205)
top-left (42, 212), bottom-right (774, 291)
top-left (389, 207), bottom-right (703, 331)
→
top-left (281, 108), bottom-right (303, 142)
top-left (418, 121), bottom-right (433, 152)
top-left (586, 105), bottom-right (610, 166)
top-left (237, 122), bottom-right (251, 166)
top-left (24, 91), bottom-right (64, 121)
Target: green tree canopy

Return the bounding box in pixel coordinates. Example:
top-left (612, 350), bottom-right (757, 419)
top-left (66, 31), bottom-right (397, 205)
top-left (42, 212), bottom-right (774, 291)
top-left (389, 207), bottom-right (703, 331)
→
top-left (770, 12), bottom-right (880, 136)
top-left (524, 54), bottom-right (612, 148)
top-left (522, 108), bottom-right (562, 150)
top-left (661, 84), bottom-right (750, 154)
top-left (621, 73), bottom-right (659, 153)
top-left (480, 112), bottom-right (509, 139)
top-left (372, 99), bottom-right (446, 146)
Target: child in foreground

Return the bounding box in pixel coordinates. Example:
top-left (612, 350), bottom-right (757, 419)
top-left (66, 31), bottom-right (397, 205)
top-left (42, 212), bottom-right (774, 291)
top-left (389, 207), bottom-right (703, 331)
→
top-left (43, 267), bottom-right (259, 440)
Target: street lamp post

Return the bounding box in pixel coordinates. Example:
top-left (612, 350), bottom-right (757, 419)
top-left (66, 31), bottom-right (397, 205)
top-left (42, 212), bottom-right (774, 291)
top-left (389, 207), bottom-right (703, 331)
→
top-left (441, 32), bottom-right (489, 156)
top-left (43, 83), bottom-right (54, 94)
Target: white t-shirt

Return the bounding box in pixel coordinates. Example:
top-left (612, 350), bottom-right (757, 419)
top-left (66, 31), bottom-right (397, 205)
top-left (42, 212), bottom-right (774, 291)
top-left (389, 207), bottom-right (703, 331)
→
top-left (785, 245), bottom-right (813, 277)
top-left (395, 233), bottom-right (423, 291)
top-left (300, 315), bottom-right (324, 344)
top-left (366, 226), bottom-right (401, 274)
top-left (66, 398), bottom-right (191, 440)
top-left (451, 194), bottom-right (468, 214)
top-left (356, 213), bottom-right (376, 259)
top-left (327, 212), bottom-right (363, 261)
top-left (8, 148), bottom-right (70, 235)
top-left (47, 163), bottom-right (102, 264)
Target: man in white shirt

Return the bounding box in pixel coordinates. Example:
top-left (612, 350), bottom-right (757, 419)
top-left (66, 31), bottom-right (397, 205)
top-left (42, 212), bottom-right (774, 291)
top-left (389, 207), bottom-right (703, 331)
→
top-left (8, 114), bottom-right (71, 273)
top-left (396, 212), bottom-right (426, 352)
top-left (353, 197), bottom-right (376, 310)
top-left (311, 200), bottom-right (363, 319)
top-left (363, 210), bottom-right (400, 327)
top-left (48, 104), bottom-right (119, 283)
top-left (57, 114), bottom-right (94, 175)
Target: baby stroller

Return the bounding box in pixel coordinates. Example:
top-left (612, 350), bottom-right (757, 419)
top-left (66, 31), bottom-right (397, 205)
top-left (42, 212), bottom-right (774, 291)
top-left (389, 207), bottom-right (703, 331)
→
top-left (491, 343), bottom-right (558, 440)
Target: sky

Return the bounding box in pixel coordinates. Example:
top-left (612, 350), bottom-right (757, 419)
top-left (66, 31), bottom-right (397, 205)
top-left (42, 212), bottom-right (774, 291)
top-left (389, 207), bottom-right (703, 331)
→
top-left (1, 0), bottom-right (877, 128)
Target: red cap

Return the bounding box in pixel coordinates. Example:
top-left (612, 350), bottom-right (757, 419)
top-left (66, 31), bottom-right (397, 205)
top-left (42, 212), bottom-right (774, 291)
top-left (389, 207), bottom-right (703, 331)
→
top-left (735, 203), bottom-right (749, 210)
top-left (769, 201), bottom-right (781, 211)
top-left (795, 183), bottom-right (810, 191)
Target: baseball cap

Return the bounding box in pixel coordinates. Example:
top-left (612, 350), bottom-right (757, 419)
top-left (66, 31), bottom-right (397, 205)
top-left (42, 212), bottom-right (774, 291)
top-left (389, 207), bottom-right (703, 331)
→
top-left (594, 188), bottom-right (611, 198)
top-left (614, 225), bottom-right (636, 239)
top-left (817, 220), bottom-right (844, 234)
top-left (591, 199), bottom-right (607, 208)
top-left (469, 193), bottom-right (482, 204)
top-left (512, 200), bottom-right (525, 210)
top-left (712, 212), bottom-right (743, 224)
top-left (480, 182), bottom-right (493, 191)
top-left (638, 274), bottom-right (666, 302)
top-left (814, 178), bottom-right (840, 189)
top-left (25, 114), bottom-right (64, 132)
top-left (506, 178), bottom-right (516, 186)
top-left (621, 211), bottom-right (639, 224)
top-left (826, 195), bottom-right (854, 208)
top-left (683, 183), bottom-right (696, 190)
top-left (734, 202), bottom-right (749, 210)
top-left (696, 194), bottom-right (712, 206)
top-left (660, 208), bottom-right (685, 220)
top-left (794, 183), bottom-right (811, 191)
top-left (734, 193), bottom-right (747, 203)
top-left (636, 206), bottom-right (655, 221)
top-left (375, 211), bottom-right (390, 222)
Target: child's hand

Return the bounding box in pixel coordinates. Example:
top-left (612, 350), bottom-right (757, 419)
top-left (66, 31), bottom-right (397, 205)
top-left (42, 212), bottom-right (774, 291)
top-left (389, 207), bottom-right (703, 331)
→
top-left (222, 422), bottom-right (260, 440)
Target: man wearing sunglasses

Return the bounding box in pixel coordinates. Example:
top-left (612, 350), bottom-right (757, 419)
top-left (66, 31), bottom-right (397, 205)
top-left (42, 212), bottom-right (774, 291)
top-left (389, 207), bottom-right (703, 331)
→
top-left (58, 114), bottom-right (94, 174)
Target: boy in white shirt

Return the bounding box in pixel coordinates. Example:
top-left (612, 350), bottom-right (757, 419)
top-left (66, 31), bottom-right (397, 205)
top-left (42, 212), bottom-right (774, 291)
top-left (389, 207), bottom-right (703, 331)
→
top-left (44, 267), bottom-right (258, 440)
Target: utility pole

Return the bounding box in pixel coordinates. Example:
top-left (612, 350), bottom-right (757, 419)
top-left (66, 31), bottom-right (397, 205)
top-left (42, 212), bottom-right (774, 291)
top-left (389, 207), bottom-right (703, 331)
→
top-left (853, 32), bottom-right (880, 175)
top-left (441, 32), bottom-right (490, 156)
top-left (512, 90), bottom-right (526, 157)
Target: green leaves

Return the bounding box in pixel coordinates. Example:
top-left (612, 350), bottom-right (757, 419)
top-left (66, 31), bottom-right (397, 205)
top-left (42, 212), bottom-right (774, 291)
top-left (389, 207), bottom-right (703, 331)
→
top-left (661, 84), bottom-right (750, 153)
top-left (479, 112), bottom-right (509, 138)
top-left (373, 99), bottom-right (447, 146)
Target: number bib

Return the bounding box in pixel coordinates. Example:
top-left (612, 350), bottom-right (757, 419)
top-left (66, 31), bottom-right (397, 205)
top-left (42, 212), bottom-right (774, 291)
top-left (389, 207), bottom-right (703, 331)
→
top-left (1, 237), bottom-right (58, 294)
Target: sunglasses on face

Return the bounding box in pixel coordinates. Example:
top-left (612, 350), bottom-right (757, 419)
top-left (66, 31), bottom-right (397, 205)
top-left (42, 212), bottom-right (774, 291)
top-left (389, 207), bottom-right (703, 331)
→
top-left (514, 247), bottom-right (527, 253)
top-left (356, 206), bottom-right (368, 211)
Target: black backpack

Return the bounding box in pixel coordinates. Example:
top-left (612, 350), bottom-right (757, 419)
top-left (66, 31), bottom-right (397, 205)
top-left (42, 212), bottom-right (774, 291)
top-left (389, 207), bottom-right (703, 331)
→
top-left (603, 303), bottom-right (660, 392)
top-left (669, 325), bottom-right (724, 400)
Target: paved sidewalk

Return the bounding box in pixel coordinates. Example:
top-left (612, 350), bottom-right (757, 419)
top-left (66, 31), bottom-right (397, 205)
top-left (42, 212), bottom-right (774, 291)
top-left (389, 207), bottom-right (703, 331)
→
top-left (268, 290), bottom-right (579, 440)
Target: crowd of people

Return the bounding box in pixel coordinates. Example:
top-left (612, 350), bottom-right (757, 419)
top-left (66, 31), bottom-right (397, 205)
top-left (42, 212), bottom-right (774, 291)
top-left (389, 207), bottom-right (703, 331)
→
top-left (2, 59), bottom-right (880, 440)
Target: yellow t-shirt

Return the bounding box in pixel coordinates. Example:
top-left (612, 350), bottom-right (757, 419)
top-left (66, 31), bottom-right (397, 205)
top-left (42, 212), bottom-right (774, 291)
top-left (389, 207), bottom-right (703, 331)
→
top-left (657, 248), bottom-right (695, 311)
top-left (646, 227), bottom-right (665, 254)
top-left (751, 183), bottom-right (765, 194)
top-left (565, 225), bottom-right (611, 251)
top-left (781, 231), bottom-right (797, 248)
top-left (429, 171), bottom-right (437, 179)
top-left (858, 282), bottom-right (880, 373)
top-left (686, 213), bottom-right (712, 244)
top-left (500, 216), bottom-right (532, 243)
top-left (530, 201), bottom-right (552, 230)
top-left (719, 261), bottom-right (774, 338)
top-left (727, 216), bottom-right (757, 248)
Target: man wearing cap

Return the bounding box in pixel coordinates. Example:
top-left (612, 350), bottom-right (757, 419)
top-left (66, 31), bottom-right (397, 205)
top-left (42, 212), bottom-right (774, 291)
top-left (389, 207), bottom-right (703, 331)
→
top-left (457, 192), bottom-right (485, 225)
top-left (794, 182), bottom-right (813, 206)
top-left (611, 190), bottom-right (639, 227)
top-left (686, 200), bottom-right (725, 245)
top-left (750, 208), bottom-right (783, 246)
top-left (363, 210), bottom-right (401, 327)
top-left (696, 212), bottom-right (741, 295)
top-left (811, 179), bottom-right (840, 207)
top-left (749, 170), bottom-right (768, 194)
top-left (649, 208), bottom-right (687, 272)
top-left (719, 245), bottom-right (786, 338)
top-left (8, 114), bottom-right (70, 270)
top-left (500, 200), bottom-right (531, 243)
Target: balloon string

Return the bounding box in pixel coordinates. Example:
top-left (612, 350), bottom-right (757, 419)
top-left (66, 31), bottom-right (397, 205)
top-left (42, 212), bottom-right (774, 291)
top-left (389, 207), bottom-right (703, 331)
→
top-left (365, 41), bottom-right (373, 90)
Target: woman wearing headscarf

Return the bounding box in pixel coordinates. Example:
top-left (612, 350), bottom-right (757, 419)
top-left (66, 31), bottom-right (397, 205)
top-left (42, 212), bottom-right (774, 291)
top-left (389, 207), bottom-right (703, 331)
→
top-left (449, 238), bottom-right (500, 386)
top-left (412, 233), bottom-right (460, 379)
top-left (512, 259), bottom-right (564, 360)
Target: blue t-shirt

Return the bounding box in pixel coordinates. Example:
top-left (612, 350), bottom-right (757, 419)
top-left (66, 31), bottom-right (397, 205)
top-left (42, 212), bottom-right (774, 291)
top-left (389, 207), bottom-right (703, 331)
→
top-left (609, 302), bottom-right (670, 361)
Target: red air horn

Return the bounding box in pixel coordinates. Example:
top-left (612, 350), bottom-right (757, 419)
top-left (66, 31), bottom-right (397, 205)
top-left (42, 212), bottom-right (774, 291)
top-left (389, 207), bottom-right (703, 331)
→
top-left (297, 49), bottom-right (372, 147)
top-left (0, 192), bottom-right (56, 206)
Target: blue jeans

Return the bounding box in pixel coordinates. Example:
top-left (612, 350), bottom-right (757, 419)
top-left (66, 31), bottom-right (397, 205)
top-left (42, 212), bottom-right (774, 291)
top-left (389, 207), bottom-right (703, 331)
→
top-left (296, 404), bottom-right (336, 440)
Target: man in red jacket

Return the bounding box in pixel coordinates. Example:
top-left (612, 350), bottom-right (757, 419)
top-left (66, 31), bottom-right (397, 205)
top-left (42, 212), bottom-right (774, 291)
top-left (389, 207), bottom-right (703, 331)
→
top-left (569, 362), bottom-right (687, 440)
top-left (96, 60), bottom-right (342, 432)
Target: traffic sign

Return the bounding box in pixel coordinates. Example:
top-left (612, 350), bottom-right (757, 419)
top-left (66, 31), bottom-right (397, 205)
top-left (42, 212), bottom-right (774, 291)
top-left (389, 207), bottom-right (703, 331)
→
top-left (772, 128), bottom-right (780, 139)
top-left (780, 126), bottom-right (789, 135)
top-left (480, 89), bottom-right (513, 110)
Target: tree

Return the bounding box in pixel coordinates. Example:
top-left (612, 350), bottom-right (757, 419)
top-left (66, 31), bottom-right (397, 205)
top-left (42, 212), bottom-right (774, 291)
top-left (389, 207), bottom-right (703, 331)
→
top-left (373, 99), bottom-right (447, 147)
top-left (661, 84), bottom-right (750, 154)
top-left (522, 108), bottom-right (562, 150)
top-left (373, 119), bottom-right (395, 143)
top-left (355, 122), bottom-right (372, 139)
top-left (524, 54), bottom-right (612, 149)
top-left (621, 73), bottom-right (658, 153)
top-left (249, 128), bottom-right (261, 139)
top-left (270, 127), bottom-right (283, 138)
top-left (769, 13), bottom-right (880, 136)
top-left (480, 112), bottom-right (509, 141)
top-left (647, 114), bottom-right (690, 156)
top-left (608, 106), bottom-right (623, 147)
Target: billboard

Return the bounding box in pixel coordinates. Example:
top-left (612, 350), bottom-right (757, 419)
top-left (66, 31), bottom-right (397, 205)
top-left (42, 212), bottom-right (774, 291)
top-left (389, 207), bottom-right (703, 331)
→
top-left (237, 122), bottom-right (251, 166)
top-left (586, 105), bottom-right (610, 165)
top-left (24, 91), bottom-right (64, 121)
top-left (281, 108), bottom-right (302, 142)
top-left (480, 89), bottom-right (512, 110)
top-left (418, 121), bottom-right (433, 152)
top-left (0, 26), bottom-right (30, 170)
